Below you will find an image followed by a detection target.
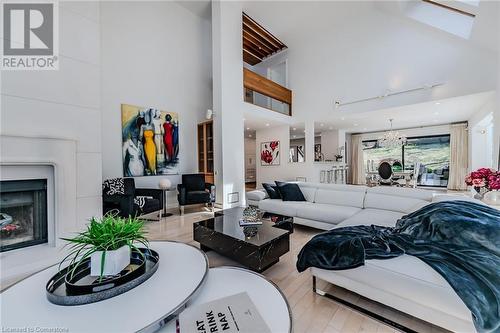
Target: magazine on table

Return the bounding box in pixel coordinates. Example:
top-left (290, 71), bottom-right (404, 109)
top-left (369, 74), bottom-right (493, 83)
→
top-left (178, 292), bottom-right (271, 333)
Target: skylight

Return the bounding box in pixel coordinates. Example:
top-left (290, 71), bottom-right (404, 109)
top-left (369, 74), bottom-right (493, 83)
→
top-left (405, 0), bottom-right (478, 39)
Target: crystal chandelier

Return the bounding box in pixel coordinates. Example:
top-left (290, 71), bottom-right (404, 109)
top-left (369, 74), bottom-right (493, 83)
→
top-left (378, 119), bottom-right (407, 148)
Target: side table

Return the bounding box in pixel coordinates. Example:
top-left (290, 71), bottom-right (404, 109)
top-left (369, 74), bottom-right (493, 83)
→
top-left (159, 266), bottom-right (292, 333)
top-left (161, 188), bottom-right (176, 217)
top-left (0, 241), bottom-right (208, 332)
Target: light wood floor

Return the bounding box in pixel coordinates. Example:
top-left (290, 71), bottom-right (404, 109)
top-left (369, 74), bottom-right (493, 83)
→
top-left (146, 206), bottom-right (450, 333)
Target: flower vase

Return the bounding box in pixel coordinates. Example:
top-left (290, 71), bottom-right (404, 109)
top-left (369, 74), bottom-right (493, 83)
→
top-left (90, 245), bottom-right (131, 276)
top-left (483, 190), bottom-right (500, 206)
top-left (473, 187), bottom-right (488, 200)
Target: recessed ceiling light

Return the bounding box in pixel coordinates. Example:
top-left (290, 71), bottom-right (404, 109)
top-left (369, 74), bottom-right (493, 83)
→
top-left (320, 123), bottom-right (324, 127)
top-left (246, 127), bottom-right (250, 130)
top-left (265, 123), bottom-right (270, 127)
top-left (353, 123), bottom-right (359, 127)
top-left (341, 117), bottom-right (345, 121)
top-left (435, 102), bottom-right (441, 105)
top-left (293, 135), bottom-right (296, 138)
top-left (249, 134), bottom-right (252, 137)
top-left (293, 127), bottom-right (296, 131)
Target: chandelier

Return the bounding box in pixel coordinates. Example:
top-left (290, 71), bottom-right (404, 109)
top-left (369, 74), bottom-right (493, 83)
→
top-left (378, 119), bottom-right (407, 148)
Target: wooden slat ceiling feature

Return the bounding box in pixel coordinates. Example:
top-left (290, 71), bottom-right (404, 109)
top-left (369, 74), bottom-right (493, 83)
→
top-left (242, 12), bottom-right (287, 66)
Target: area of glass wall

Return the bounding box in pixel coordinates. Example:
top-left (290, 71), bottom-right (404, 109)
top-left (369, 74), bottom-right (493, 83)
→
top-left (244, 88), bottom-right (291, 116)
top-left (363, 135), bottom-right (450, 187)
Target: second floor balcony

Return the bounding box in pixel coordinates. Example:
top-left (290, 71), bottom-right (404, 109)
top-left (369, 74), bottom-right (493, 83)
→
top-left (243, 67), bottom-right (292, 116)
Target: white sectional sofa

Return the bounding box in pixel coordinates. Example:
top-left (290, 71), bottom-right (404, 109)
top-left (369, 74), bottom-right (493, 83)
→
top-left (246, 182), bottom-right (478, 332)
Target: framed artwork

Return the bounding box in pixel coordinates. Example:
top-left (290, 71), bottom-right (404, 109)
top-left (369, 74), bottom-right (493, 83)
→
top-left (121, 104), bottom-right (179, 176)
top-left (260, 141), bottom-right (280, 166)
top-left (314, 144), bottom-right (322, 161)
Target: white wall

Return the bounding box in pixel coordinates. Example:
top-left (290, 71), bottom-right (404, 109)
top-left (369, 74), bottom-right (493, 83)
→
top-left (244, 137), bottom-right (256, 182)
top-left (100, 1), bottom-right (212, 207)
top-left (0, 1), bottom-right (101, 286)
top-left (1, 1), bottom-right (102, 228)
top-left (468, 98), bottom-right (496, 170)
top-left (319, 130), bottom-right (339, 161)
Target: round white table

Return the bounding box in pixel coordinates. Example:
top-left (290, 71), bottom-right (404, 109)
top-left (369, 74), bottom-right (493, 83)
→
top-left (159, 266), bottom-right (292, 333)
top-left (0, 241), bottom-right (208, 333)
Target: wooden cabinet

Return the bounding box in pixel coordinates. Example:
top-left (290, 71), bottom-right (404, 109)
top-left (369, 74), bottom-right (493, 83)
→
top-left (198, 121), bottom-right (214, 184)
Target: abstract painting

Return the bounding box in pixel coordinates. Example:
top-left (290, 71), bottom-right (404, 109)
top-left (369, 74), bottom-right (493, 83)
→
top-left (121, 104), bottom-right (179, 176)
top-left (260, 141), bottom-right (280, 166)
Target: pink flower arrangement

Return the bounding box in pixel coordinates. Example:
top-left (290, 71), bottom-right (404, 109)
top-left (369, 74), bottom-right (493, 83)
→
top-left (465, 168), bottom-right (500, 191)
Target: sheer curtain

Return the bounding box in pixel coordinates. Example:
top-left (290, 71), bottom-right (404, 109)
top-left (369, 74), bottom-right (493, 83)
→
top-left (350, 134), bottom-right (365, 185)
top-left (448, 123), bottom-right (468, 190)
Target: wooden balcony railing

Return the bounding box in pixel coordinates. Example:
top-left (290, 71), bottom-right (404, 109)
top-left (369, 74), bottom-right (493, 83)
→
top-left (243, 68), bottom-right (292, 116)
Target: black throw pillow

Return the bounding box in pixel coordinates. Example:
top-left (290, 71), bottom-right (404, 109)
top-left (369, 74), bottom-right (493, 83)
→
top-left (275, 181), bottom-right (306, 201)
top-left (262, 183), bottom-right (281, 199)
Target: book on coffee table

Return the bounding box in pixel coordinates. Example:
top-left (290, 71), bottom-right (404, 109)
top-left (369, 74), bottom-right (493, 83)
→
top-left (178, 292), bottom-right (271, 333)
top-left (238, 219), bottom-right (263, 226)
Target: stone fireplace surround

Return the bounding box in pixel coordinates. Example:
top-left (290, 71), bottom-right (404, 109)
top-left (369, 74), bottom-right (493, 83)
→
top-left (0, 135), bottom-right (79, 289)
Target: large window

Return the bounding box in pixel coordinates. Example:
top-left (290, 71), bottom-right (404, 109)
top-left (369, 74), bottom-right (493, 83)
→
top-left (363, 135), bottom-right (450, 187)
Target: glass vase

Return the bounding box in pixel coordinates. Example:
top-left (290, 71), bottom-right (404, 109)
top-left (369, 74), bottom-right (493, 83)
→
top-left (473, 187), bottom-right (488, 200)
top-left (483, 190), bottom-right (500, 206)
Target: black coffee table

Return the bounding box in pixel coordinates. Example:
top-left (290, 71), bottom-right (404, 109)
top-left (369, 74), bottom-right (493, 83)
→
top-left (193, 207), bottom-right (293, 273)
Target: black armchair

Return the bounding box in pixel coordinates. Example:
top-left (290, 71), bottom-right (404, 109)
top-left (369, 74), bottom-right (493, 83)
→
top-left (103, 178), bottom-right (163, 219)
top-left (177, 174), bottom-right (215, 214)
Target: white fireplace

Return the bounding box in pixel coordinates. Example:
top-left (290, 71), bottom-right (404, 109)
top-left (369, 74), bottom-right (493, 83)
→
top-left (0, 166), bottom-right (55, 252)
top-left (0, 135), bottom-right (80, 289)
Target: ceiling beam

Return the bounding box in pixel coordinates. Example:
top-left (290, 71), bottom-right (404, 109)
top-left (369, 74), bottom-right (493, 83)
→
top-left (243, 31), bottom-right (275, 53)
top-left (422, 0), bottom-right (476, 17)
top-left (242, 12), bottom-right (287, 65)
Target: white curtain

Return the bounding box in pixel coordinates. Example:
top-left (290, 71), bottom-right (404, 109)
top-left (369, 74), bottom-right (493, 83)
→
top-left (350, 134), bottom-right (365, 185)
top-left (448, 123), bottom-right (468, 190)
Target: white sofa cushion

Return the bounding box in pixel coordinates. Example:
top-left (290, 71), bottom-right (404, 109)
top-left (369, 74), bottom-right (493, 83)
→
top-left (311, 255), bottom-right (473, 331)
top-left (366, 186), bottom-right (435, 201)
top-left (258, 199), bottom-right (310, 217)
top-left (338, 208), bottom-right (404, 228)
top-left (315, 188), bottom-right (366, 208)
top-left (297, 185), bottom-right (316, 202)
top-left (246, 189), bottom-right (268, 202)
top-left (432, 194), bottom-right (485, 205)
top-left (297, 203), bottom-right (361, 224)
top-left (364, 192), bottom-right (429, 214)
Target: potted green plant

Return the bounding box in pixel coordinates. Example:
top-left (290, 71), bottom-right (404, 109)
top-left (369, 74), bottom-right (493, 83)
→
top-left (60, 214), bottom-right (149, 280)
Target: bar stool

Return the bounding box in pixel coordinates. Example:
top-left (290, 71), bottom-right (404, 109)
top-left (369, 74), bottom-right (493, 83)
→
top-left (331, 166), bottom-right (338, 183)
top-left (320, 170), bottom-right (327, 183)
top-left (327, 169), bottom-right (334, 183)
top-left (343, 166), bottom-right (350, 184)
top-left (337, 165), bottom-right (345, 184)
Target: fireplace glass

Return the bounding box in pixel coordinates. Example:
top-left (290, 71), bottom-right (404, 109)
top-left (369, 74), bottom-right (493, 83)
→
top-left (0, 179), bottom-right (48, 252)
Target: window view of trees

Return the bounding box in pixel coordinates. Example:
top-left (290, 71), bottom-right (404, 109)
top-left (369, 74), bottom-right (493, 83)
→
top-left (363, 135), bottom-right (450, 187)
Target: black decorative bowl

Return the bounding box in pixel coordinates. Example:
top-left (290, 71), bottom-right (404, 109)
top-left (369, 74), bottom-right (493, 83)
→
top-left (46, 248), bottom-right (159, 306)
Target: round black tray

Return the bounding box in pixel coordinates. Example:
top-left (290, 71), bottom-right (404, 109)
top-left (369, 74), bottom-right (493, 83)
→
top-left (46, 248), bottom-right (159, 306)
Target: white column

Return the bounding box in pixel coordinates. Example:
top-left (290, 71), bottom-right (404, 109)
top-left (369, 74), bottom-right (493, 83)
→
top-left (212, 0), bottom-right (246, 208)
top-left (495, 10), bottom-right (500, 170)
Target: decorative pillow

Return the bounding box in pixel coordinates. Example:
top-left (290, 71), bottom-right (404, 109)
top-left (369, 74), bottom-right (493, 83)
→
top-left (262, 183), bottom-right (281, 199)
top-left (275, 181), bottom-right (306, 201)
